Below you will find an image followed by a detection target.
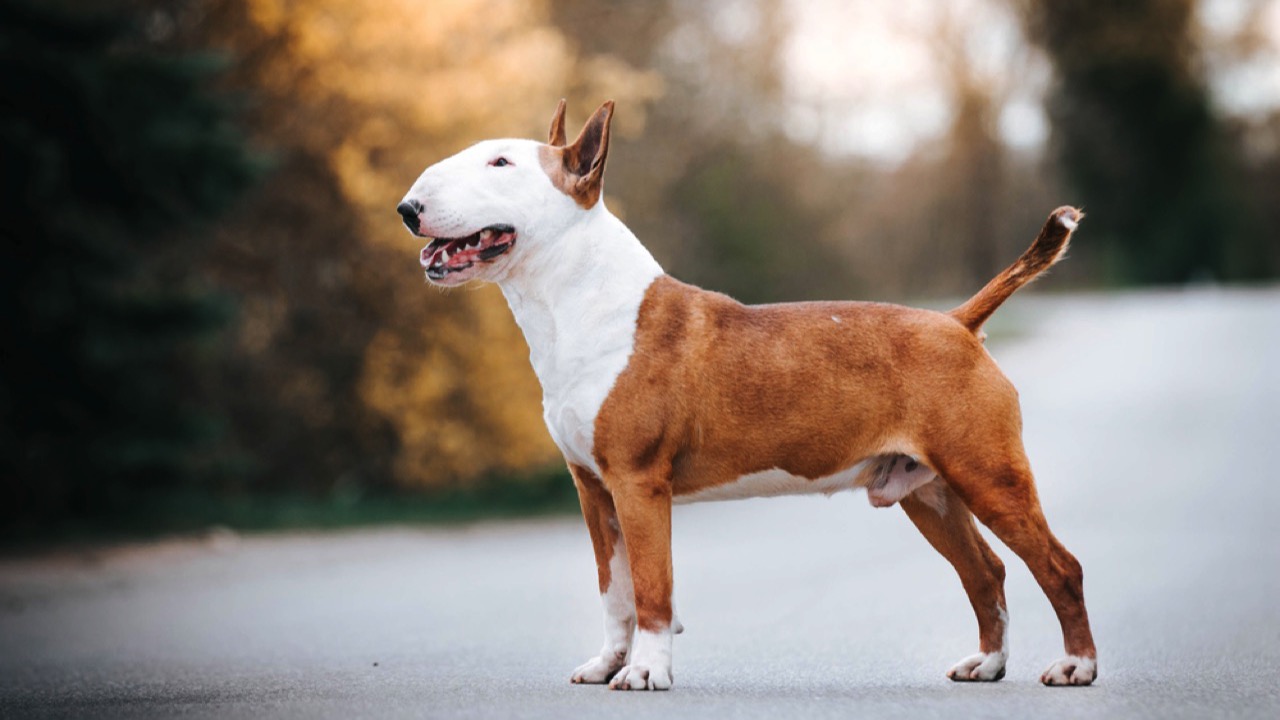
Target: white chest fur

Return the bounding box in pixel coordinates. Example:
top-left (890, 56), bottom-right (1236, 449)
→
top-left (498, 205), bottom-right (662, 474)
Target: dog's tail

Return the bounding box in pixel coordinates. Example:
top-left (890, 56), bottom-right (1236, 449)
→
top-left (948, 206), bottom-right (1082, 334)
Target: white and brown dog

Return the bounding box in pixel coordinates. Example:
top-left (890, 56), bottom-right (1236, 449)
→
top-left (398, 101), bottom-right (1097, 690)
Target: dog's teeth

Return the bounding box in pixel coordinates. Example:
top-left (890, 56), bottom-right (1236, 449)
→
top-left (440, 249), bottom-right (450, 262)
top-left (480, 229), bottom-right (492, 241)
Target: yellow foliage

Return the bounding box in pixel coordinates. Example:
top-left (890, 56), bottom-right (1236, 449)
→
top-left (360, 285), bottom-right (550, 485)
top-left (232, 0), bottom-right (663, 487)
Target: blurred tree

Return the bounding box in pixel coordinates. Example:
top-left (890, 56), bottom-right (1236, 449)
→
top-left (883, 1), bottom-right (1066, 297)
top-left (928, 4), bottom-right (1017, 287)
top-left (551, 0), bottom-right (863, 302)
top-left (671, 142), bottom-right (851, 303)
top-left (0, 0), bottom-right (257, 529)
top-left (1018, 0), bottom-right (1269, 283)
top-left (1239, 113), bottom-right (1280, 274)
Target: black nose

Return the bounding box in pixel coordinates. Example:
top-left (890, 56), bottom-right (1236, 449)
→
top-left (397, 199), bottom-right (423, 231)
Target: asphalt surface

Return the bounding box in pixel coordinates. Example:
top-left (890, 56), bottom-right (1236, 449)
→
top-left (2, 287), bottom-right (1278, 719)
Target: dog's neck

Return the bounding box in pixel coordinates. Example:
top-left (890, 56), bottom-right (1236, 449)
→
top-left (495, 203), bottom-right (663, 468)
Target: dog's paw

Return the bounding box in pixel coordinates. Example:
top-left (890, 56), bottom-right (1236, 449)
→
top-left (608, 663), bottom-right (672, 691)
top-left (608, 628), bottom-right (673, 690)
top-left (1040, 655), bottom-right (1096, 686)
top-left (946, 651), bottom-right (1007, 682)
top-left (570, 653), bottom-right (625, 684)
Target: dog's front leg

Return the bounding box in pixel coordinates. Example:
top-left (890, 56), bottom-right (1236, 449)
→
top-left (568, 464), bottom-right (635, 684)
top-left (606, 471), bottom-right (674, 691)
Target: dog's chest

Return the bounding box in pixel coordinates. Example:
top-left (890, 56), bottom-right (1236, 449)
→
top-left (503, 272), bottom-right (659, 476)
top-left (536, 337), bottom-right (633, 475)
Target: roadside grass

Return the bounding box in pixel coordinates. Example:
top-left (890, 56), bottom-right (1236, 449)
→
top-left (1, 466), bottom-right (580, 552)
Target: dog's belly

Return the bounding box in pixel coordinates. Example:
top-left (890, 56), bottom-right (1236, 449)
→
top-left (673, 462), bottom-right (870, 505)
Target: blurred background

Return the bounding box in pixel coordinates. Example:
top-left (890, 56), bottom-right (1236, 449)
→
top-left (2, 0), bottom-right (1278, 541)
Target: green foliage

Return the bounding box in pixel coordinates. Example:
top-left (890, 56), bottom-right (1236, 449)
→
top-left (0, 0), bottom-right (258, 531)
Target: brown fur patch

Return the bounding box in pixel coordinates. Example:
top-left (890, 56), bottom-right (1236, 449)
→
top-left (569, 464), bottom-right (620, 595)
top-left (611, 475), bottom-right (672, 632)
top-left (593, 276), bottom-right (996, 495)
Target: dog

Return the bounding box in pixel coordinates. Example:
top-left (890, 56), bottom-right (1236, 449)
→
top-left (397, 100), bottom-right (1097, 690)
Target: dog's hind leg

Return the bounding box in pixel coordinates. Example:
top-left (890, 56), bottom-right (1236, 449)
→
top-left (568, 464), bottom-right (635, 684)
top-left (900, 480), bottom-right (1009, 681)
top-left (934, 447), bottom-right (1098, 686)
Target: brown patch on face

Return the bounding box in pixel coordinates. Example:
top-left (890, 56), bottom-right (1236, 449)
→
top-left (536, 100), bottom-right (613, 210)
top-left (538, 145), bottom-right (580, 207)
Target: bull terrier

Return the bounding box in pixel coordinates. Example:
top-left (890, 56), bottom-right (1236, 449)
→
top-left (397, 100), bottom-right (1097, 690)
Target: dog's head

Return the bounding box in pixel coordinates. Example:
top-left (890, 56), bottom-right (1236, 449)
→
top-left (398, 100), bottom-right (615, 287)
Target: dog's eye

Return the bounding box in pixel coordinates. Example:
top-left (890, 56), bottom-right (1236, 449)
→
top-left (489, 157), bottom-right (511, 167)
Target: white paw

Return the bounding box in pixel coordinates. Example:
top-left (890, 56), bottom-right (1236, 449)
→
top-left (608, 663), bottom-right (672, 691)
top-left (607, 628), bottom-right (673, 691)
top-left (570, 653), bottom-right (625, 684)
top-left (1040, 655), bottom-right (1096, 686)
top-left (947, 651), bottom-right (1007, 682)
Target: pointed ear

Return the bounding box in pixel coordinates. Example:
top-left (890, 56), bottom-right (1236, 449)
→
top-left (547, 98), bottom-right (567, 146)
top-left (561, 100), bottom-right (614, 207)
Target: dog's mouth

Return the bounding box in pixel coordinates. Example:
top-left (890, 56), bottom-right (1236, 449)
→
top-left (420, 224), bottom-right (517, 280)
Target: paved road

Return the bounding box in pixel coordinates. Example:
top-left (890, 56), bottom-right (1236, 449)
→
top-left (2, 287), bottom-right (1278, 719)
